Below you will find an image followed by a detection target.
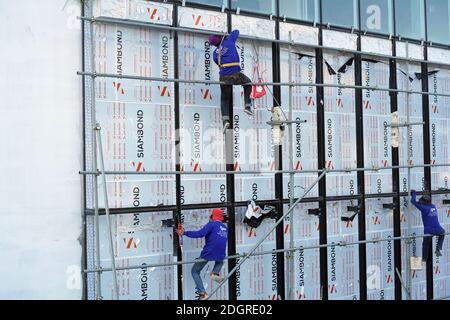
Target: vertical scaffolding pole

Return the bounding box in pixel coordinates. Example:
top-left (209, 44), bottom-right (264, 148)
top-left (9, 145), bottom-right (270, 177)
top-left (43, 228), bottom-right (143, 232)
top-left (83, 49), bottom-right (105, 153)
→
top-left (95, 124), bottom-right (119, 300)
top-left (405, 42), bottom-right (413, 300)
top-left (88, 12), bottom-right (102, 300)
top-left (287, 31), bottom-right (295, 300)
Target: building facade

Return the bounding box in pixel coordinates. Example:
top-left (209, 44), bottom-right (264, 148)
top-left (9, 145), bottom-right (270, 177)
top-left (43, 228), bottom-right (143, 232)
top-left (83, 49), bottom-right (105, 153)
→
top-left (81, 0), bottom-right (450, 300)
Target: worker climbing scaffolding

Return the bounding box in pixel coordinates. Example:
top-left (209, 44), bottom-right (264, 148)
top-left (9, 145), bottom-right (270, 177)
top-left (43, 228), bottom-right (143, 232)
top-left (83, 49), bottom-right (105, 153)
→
top-left (209, 30), bottom-right (255, 133)
top-left (177, 208), bottom-right (228, 300)
top-left (410, 190), bottom-right (446, 262)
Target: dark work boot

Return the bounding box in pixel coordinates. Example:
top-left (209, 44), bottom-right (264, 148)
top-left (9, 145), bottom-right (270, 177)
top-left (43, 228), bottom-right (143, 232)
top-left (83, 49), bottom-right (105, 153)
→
top-left (244, 104), bottom-right (254, 117)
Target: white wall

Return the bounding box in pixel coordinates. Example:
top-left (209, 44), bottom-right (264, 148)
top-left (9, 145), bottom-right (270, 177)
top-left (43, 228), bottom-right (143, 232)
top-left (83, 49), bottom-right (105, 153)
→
top-left (0, 0), bottom-right (83, 299)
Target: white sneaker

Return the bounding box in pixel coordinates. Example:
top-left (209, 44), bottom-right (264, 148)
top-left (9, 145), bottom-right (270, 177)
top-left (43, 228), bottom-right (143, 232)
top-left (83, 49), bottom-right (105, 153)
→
top-left (211, 273), bottom-right (223, 283)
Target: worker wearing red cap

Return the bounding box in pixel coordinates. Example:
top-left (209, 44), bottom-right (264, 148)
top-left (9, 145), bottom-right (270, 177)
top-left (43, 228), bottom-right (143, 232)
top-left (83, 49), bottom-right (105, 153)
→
top-left (177, 208), bottom-right (228, 300)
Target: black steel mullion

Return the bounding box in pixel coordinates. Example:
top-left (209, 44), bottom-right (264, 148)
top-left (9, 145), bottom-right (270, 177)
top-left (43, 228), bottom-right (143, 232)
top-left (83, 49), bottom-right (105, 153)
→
top-left (225, 2), bottom-right (237, 300)
top-left (317, 0), bottom-right (328, 300)
top-left (424, 0), bottom-right (429, 43)
top-left (354, 33), bottom-right (367, 300)
top-left (272, 13), bottom-right (285, 301)
top-left (172, 4), bottom-right (184, 301)
top-left (390, 37), bottom-right (402, 300)
top-left (421, 45), bottom-right (434, 300)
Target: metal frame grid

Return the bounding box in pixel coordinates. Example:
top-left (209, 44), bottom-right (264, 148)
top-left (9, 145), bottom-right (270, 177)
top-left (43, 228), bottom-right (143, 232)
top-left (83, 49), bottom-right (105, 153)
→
top-left (80, 0), bottom-right (450, 300)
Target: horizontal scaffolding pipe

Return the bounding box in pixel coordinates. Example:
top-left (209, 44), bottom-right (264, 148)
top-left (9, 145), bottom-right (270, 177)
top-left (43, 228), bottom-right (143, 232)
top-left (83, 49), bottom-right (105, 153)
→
top-left (391, 122), bottom-right (425, 128)
top-left (83, 231), bottom-right (450, 274)
top-left (79, 169), bottom-right (324, 175)
top-left (79, 163), bottom-right (450, 176)
top-left (267, 120), bottom-right (308, 125)
top-left (78, 15), bottom-right (450, 70)
top-left (77, 71), bottom-right (450, 99)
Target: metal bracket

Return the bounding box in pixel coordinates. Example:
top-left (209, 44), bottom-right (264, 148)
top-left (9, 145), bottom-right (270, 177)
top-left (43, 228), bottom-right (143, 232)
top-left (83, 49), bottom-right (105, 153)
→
top-left (347, 205), bottom-right (360, 212)
top-left (236, 7), bottom-right (240, 15)
top-left (339, 240), bottom-right (348, 247)
top-left (383, 203), bottom-right (395, 210)
top-left (181, 0), bottom-right (186, 7)
top-left (161, 219), bottom-right (175, 228)
top-left (341, 211), bottom-right (359, 222)
top-left (308, 208), bottom-right (321, 217)
top-left (221, 4), bottom-right (226, 13)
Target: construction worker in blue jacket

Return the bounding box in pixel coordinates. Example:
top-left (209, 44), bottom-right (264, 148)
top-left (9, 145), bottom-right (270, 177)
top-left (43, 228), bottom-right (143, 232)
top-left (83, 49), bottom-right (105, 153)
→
top-left (411, 190), bottom-right (445, 261)
top-left (209, 30), bottom-right (254, 134)
top-left (177, 208), bottom-right (228, 300)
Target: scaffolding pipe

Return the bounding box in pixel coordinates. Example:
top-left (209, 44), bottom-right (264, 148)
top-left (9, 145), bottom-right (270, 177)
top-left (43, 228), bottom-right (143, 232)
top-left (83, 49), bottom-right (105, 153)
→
top-left (78, 162), bottom-right (450, 176)
top-left (267, 120), bottom-right (308, 125)
top-left (95, 124), bottom-right (119, 300)
top-left (405, 42), bottom-right (413, 301)
top-left (391, 122), bottom-right (425, 128)
top-left (207, 171), bottom-right (327, 299)
top-left (83, 229), bottom-right (450, 273)
top-left (77, 71), bottom-right (450, 99)
top-left (287, 31), bottom-right (295, 300)
top-left (88, 13), bottom-right (102, 300)
top-left (395, 267), bottom-right (412, 299)
top-left (78, 15), bottom-right (450, 70)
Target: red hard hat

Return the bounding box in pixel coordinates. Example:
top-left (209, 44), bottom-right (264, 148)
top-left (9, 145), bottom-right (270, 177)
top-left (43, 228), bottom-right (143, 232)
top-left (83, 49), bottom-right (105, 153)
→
top-left (211, 208), bottom-right (224, 222)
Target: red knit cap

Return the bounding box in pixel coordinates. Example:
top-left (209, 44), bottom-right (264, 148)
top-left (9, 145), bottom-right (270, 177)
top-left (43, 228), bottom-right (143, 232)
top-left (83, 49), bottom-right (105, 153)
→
top-left (211, 208), bottom-right (224, 222)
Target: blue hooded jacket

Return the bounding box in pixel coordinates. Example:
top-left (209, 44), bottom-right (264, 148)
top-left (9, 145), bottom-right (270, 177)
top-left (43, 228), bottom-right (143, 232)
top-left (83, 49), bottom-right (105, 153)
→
top-left (184, 221), bottom-right (228, 261)
top-left (411, 190), bottom-right (444, 234)
top-left (213, 29), bottom-right (241, 76)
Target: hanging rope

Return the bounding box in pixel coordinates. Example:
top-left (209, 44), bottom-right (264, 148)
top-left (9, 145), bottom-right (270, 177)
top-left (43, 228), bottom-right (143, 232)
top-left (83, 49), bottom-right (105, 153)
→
top-left (250, 40), bottom-right (290, 122)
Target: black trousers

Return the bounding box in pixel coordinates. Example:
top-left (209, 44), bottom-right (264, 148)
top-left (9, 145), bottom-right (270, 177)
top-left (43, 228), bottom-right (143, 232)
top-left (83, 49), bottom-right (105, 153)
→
top-left (220, 72), bottom-right (252, 122)
top-left (422, 232), bottom-right (445, 260)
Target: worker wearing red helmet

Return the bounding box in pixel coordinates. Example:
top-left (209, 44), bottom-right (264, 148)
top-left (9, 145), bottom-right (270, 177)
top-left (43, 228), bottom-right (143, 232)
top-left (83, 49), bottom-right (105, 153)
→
top-left (177, 208), bottom-right (228, 300)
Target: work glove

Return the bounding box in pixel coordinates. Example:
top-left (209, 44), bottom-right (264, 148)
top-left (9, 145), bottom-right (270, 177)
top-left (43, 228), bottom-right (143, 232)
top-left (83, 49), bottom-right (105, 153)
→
top-left (177, 224), bottom-right (184, 237)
